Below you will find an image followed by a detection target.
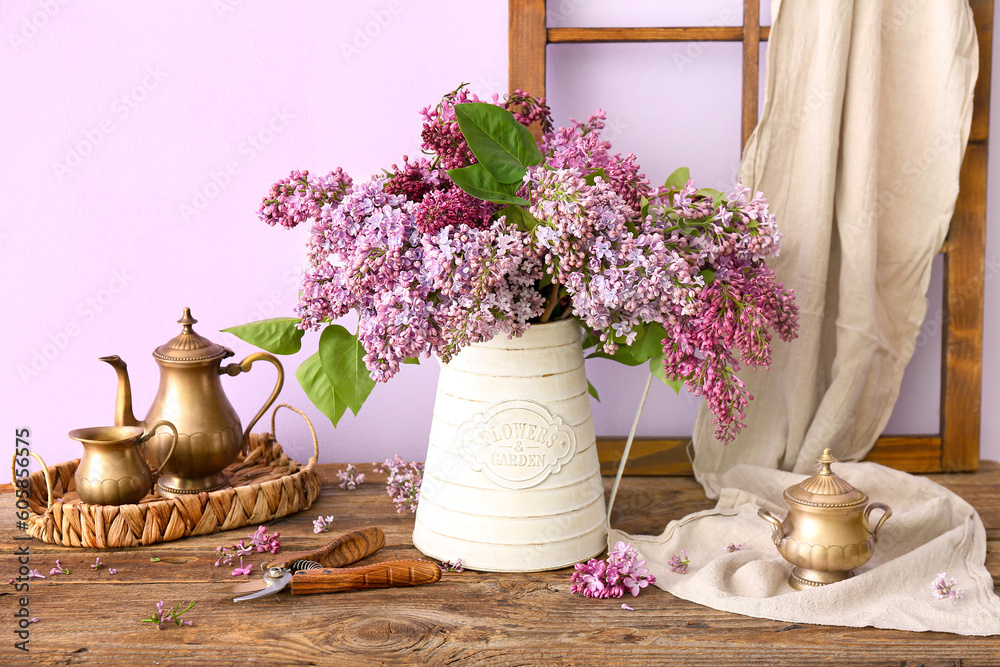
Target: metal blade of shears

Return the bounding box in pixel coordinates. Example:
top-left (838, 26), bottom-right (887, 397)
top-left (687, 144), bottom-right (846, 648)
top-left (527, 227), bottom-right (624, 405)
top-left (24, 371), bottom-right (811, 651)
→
top-left (232, 568), bottom-right (291, 602)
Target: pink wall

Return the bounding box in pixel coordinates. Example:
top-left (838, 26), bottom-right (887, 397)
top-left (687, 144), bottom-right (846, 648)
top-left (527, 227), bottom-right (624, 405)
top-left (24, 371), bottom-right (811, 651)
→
top-left (3, 1), bottom-right (997, 483)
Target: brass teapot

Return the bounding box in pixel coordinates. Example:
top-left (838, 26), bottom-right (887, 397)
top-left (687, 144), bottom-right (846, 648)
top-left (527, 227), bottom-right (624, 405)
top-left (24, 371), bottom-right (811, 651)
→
top-left (101, 308), bottom-right (283, 497)
top-left (758, 449), bottom-right (891, 590)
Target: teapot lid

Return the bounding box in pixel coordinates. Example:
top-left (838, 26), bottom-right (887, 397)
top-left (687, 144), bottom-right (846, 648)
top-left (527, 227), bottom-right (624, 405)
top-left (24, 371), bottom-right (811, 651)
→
top-left (783, 449), bottom-right (868, 508)
top-left (153, 308), bottom-right (229, 363)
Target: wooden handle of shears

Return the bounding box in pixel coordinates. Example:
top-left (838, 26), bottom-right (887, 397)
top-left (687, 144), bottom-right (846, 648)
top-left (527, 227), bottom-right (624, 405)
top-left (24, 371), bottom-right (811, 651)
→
top-left (267, 527), bottom-right (386, 570)
top-left (289, 560), bottom-right (442, 595)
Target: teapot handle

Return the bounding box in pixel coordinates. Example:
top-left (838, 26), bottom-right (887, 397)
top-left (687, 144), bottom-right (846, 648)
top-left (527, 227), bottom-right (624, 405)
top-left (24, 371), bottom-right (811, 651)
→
top-left (222, 352), bottom-right (285, 454)
top-left (757, 507), bottom-right (785, 546)
top-left (864, 502), bottom-right (892, 543)
top-left (140, 420), bottom-right (178, 484)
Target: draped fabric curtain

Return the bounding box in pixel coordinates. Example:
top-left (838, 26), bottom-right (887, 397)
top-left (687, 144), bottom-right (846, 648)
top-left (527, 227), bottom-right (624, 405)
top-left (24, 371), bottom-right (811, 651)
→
top-left (691, 0), bottom-right (979, 497)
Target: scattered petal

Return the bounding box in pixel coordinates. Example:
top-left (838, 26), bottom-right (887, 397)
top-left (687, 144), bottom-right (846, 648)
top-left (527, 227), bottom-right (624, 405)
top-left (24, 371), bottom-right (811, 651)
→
top-left (621, 603), bottom-right (634, 611)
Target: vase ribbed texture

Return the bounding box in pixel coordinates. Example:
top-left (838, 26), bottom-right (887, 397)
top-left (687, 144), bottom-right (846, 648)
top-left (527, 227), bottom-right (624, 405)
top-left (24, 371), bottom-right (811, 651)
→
top-left (412, 319), bottom-right (607, 572)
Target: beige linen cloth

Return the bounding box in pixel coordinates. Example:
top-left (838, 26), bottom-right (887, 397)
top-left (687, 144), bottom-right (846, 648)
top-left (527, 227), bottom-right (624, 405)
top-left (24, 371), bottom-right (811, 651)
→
top-left (610, 0), bottom-right (1000, 634)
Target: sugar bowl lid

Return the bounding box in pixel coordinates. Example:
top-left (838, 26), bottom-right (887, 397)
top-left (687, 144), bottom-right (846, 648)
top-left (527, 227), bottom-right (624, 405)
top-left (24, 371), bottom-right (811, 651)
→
top-left (783, 449), bottom-right (868, 508)
top-left (153, 308), bottom-right (230, 363)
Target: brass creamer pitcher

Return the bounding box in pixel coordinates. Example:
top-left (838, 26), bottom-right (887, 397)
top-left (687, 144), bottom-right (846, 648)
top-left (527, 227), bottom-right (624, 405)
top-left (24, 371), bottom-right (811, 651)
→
top-left (70, 421), bottom-right (178, 505)
top-left (758, 449), bottom-right (892, 590)
top-left (101, 308), bottom-right (283, 497)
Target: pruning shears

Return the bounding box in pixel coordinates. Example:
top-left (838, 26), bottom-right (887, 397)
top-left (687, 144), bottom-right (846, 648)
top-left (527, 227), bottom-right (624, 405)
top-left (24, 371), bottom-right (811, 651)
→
top-left (230, 526), bottom-right (441, 602)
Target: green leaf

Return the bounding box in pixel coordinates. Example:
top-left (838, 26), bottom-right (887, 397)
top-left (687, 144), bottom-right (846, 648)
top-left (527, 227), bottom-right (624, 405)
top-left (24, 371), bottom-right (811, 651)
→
top-left (699, 268), bottom-right (716, 285)
top-left (648, 354), bottom-right (683, 394)
top-left (454, 102), bottom-right (543, 184)
top-left (318, 324), bottom-right (376, 417)
top-left (221, 317), bottom-right (304, 355)
top-left (584, 168), bottom-right (608, 186)
top-left (149, 557), bottom-right (161, 563)
top-left (587, 380), bottom-right (600, 402)
top-left (498, 204), bottom-right (540, 232)
top-left (447, 163), bottom-right (529, 206)
top-left (403, 357), bottom-right (420, 365)
top-left (664, 167), bottom-right (691, 191)
top-left (639, 195), bottom-right (650, 220)
top-left (296, 351), bottom-right (348, 427)
top-left (586, 348), bottom-right (645, 366)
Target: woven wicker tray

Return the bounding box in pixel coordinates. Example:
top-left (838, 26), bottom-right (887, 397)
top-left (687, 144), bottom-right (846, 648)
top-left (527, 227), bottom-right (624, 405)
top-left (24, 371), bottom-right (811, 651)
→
top-left (13, 404), bottom-right (322, 548)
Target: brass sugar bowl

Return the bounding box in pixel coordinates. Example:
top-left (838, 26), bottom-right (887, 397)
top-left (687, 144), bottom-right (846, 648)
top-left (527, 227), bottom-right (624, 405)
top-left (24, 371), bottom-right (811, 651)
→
top-left (758, 449), bottom-right (891, 590)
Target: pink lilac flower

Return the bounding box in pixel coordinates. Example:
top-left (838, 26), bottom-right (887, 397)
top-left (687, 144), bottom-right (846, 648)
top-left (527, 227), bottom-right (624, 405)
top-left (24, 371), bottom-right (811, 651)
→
top-left (930, 572), bottom-right (964, 600)
top-left (108, 568), bottom-right (117, 575)
top-left (142, 601), bottom-right (195, 630)
top-left (49, 559), bottom-right (68, 576)
top-left (621, 603), bottom-right (634, 611)
top-left (28, 617), bottom-right (38, 624)
top-left (570, 542), bottom-right (656, 599)
top-left (215, 526), bottom-right (281, 566)
top-left (373, 455), bottom-right (424, 513)
top-left (723, 542), bottom-right (746, 553)
top-left (313, 515), bottom-right (336, 533)
top-left (337, 464), bottom-right (365, 490)
top-left (231, 558), bottom-right (253, 576)
top-left (27, 569), bottom-right (45, 579)
top-left (90, 557), bottom-right (103, 570)
top-left (259, 168), bottom-right (353, 230)
top-left (668, 550), bottom-right (690, 574)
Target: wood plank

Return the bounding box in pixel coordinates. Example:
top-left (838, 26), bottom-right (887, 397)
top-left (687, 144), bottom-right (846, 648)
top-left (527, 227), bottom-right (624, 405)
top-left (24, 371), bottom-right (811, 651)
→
top-left (741, 0), bottom-right (761, 148)
top-left (941, 142), bottom-right (988, 472)
top-left (3, 462), bottom-right (999, 665)
top-left (548, 26), bottom-right (771, 43)
top-left (508, 0), bottom-right (547, 99)
top-left (597, 435), bottom-right (947, 476)
top-left (969, 0), bottom-right (994, 143)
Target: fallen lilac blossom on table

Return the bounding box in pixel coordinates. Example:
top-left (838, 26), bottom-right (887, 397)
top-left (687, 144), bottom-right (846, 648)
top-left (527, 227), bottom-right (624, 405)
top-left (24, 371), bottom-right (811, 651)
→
top-left (373, 455), bottom-right (423, 513)
top-left (27, 569), bottom-right (45, 579)
top-left (231, 558), bottom-right (253, 576)
top-left (215, 526), bottom-right (281, 566)
top-left (108, 568), bottom-right (117, 575)
top-left (570, 541), bottom-right (656, 599)
top-left (142, 601), bottom-right (196, 630)
top-left (723, 542), bottom-right (746, 553)
top-left (90, 557), bottom-right (104, 570)
top-left (621, 603), bottom-right (634, 611)
top-left (49, 559), bottom-right (68, 576)
top-left (312, 515), bottom-right (336, 533)
top-left (930, 572), bottom-right (964, 600)
top-left (337, 464), bottom-right (365, 490)
top-left (439, 559), bottom-right (464, 573)
top-left (668, 550), bottom-right (690, 574)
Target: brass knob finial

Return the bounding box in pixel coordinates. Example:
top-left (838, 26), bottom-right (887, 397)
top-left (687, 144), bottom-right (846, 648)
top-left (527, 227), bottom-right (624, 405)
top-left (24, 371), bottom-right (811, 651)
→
top-left (817, 448), bottom-right (837, 475)
top-left (178, 307), bottom-right (198, 333)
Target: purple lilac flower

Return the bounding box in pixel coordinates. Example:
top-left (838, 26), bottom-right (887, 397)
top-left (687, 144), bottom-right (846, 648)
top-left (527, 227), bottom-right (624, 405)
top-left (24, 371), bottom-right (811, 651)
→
top-left (723, 542), bottom-right (746, 553)
top-left (373, 455), bottom-right (424, 513)
top-left (621, 603), bottom-right (634, 611)
top-left (90, 557), bottom-right (103, 570)
top-left (108, 568), bottom-right (117, 575)
top-left (668, 550), bottom-right (690, 574)
top-left (313, 515), bottom-right (336, 533)
top-left (231, 558), bottom-right (253, 577)
top-left (930, 572), bottom-right (964, 600)
top-left (49, 559), bottom-right (68, 576)
top-left (215, 526), bottom-right (280, 566)
top-left (439, 559), bottom-right (464, 573)
top-left (337, 464), bottom-right (365, 490)
top-left (259, 168), bottom-right (353, 230)
top-left (27, 569), bottom-right (45, 579)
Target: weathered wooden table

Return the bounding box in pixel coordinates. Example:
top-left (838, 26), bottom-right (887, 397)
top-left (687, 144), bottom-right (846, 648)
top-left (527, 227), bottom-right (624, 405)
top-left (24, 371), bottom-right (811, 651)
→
top-left (3, 462), bottom-right (999, 666)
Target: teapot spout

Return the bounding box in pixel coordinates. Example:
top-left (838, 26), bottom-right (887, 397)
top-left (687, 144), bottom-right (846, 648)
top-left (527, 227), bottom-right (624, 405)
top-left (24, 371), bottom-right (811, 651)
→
top-left (99, 355), bottom-right (141, 428)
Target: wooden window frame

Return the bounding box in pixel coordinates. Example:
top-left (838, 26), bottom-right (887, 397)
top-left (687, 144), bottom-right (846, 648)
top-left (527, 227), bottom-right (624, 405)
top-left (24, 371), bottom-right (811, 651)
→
top-left (509, 0), bottom-right (993, 474)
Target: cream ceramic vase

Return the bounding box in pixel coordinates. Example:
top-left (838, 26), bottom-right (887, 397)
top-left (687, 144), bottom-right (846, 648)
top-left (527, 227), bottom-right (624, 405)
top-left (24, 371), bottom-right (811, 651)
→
top-left (412, 319), bottom-right (607, 572)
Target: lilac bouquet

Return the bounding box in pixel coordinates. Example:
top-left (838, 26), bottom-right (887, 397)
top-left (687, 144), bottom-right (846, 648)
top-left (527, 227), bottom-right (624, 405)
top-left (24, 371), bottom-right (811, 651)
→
top-left (226, 86), bottom-right (798, 443)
